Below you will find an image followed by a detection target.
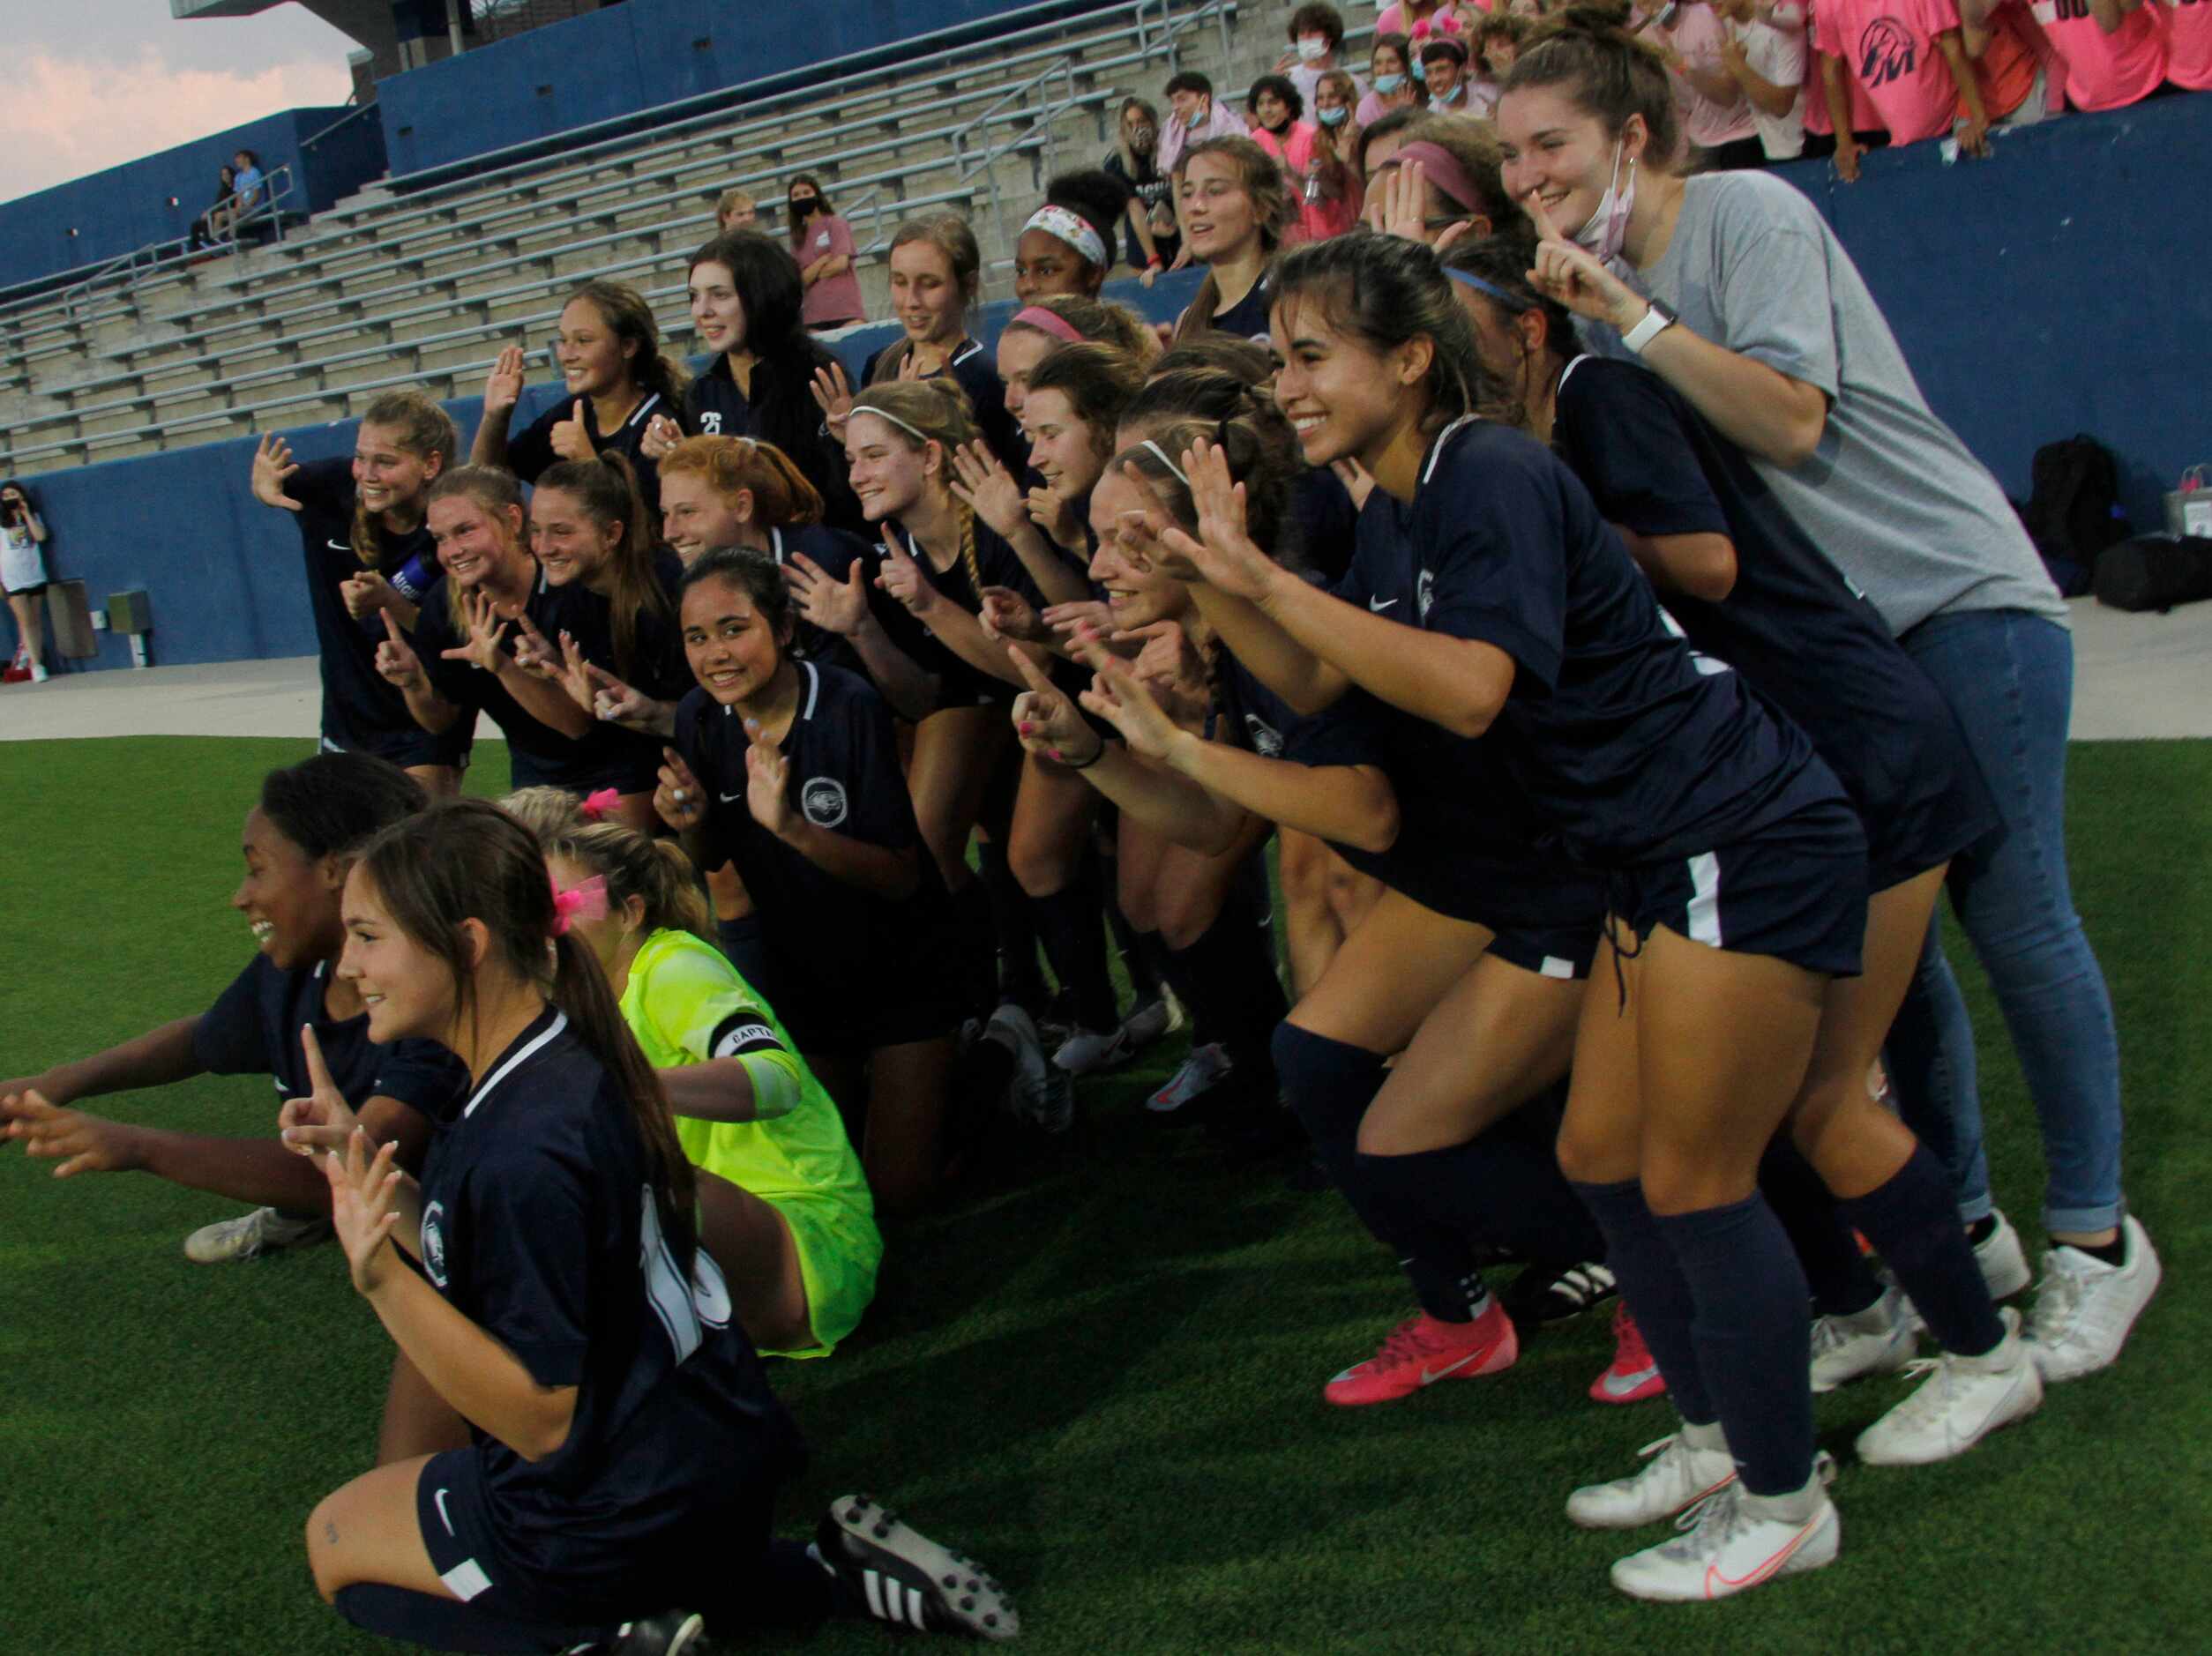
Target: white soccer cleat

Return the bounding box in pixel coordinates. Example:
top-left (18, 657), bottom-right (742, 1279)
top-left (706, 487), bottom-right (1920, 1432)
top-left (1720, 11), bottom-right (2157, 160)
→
top-left (183, 1206), bottom-right (333, 1264)
top-left (1609, 1464), bottom-right (1840, 1603)
top-left (1809, 1285), bottom-right (1918, 1392)
top-left (986, 1003), bottom-right (1071, 1135)
top-left (1857, 1307), bottom-right (2043, 1466)
top-left (1566, 1423), bottom-right (1740, 1531)
top-left (1051, 1024), bottom-right (1132, 1075)
top-left (2025, 1215), bottom-right (2161, 1383)
top-left (1146, 1042), bottom-right (1232, 1115)
top-left (1118, 991), bottom-right (1183, 1048)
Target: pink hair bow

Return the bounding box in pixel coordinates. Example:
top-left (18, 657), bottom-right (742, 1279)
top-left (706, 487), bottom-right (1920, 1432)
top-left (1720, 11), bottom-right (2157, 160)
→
top-left (550, 874), bottom-right (609, 936)
top-left (579, 787), bottom-right (621, 823)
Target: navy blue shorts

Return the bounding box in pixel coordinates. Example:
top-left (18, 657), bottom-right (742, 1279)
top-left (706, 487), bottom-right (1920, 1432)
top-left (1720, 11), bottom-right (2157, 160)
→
top-left (415, 1447), bottom-right (529, 1616)
top-left (1489, 919), bottom-right (1603, 981)
top-left (321, 728), bottom-right (470, 772)
top-left (1614, 801), bottom-right (1869, 979)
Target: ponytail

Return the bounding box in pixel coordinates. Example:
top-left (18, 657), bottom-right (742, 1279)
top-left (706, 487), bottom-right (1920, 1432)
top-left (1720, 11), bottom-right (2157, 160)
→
top-left (544, 822), bottom-right (717, 945)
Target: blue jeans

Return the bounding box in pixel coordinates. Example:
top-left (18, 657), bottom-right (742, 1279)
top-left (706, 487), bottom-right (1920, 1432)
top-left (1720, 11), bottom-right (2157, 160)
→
top-left (1883, 608), bottom-right (2124, 1235)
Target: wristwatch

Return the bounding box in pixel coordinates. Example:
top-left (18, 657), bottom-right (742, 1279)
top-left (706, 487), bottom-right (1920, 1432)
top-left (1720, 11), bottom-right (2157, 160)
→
top-left (1621, 299), bottom-right (1678, 356)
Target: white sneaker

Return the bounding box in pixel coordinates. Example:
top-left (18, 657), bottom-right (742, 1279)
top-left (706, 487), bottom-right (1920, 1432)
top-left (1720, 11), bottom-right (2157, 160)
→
top-left (2025, 1215), bottom-right (2161, 1383)
top-left (28, 661), bottom-right (48, 683)
top-left (183, 1206), bottom-right (333, 1264)
top-left (1146, 1042), bottom-right (1232, 1114)
top-left (985, 1004), bottom-right (1072, 1134)
top-left (1052, 1024), bottom-right (1132, 1075)
top-left (1857, 1307), bottom-right (2042, 1466)
top-left (1609, 1463), bottom-right (1840, 1602)
top-left (1809, 1285), bottom-right (1917, 1392)
top-left (1566, 1423), bottom-right (1738, 1530)
top-left (1976, 1209), bottom-right (2033, 1300)
top-left (1119, 990), bottom-right (1183, 1049)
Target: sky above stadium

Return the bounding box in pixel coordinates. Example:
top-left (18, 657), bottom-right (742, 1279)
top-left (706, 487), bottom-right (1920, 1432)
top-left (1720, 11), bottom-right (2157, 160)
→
top-left (3, 1), bottom-right (356, 205)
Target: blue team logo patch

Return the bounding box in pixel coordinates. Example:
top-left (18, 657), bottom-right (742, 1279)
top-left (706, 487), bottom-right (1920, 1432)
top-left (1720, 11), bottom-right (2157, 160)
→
top-left (1245, 714), bottom-right (1286, 757)
top-left (1416, 569), bottom-right (1436, 624)
top-left (421, 1200), bottom-right (450, 1289)
top-left (801, 776), bottom-right (848, 827)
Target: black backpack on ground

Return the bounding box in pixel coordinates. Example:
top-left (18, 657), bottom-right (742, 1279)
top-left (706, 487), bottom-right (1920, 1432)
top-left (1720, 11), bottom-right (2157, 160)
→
top-left (2093, 534), bottom-right (2212, 614)
top-left (2020, 435), bottom-right (2132, 596)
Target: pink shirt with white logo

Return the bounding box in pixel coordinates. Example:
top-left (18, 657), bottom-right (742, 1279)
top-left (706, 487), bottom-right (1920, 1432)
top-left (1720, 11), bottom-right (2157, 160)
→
top-left (2157, 0), bottom-right (2209, 88)
top-left (1814, 0), bottom-right (1969, 142)
top-left (2030, 0), bottom-right (2169, 108)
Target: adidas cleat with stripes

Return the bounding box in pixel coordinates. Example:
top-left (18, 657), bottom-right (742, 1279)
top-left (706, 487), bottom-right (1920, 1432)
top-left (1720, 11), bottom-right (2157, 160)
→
top-left (818, 1495), bottom-right (1020, 1641)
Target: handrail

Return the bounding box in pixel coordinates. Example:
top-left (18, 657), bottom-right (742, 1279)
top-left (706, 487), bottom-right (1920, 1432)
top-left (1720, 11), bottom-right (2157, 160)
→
top-left (300, 103), bottom-right (378, 155)
top-left (55, 166), bottom-right (299, 322)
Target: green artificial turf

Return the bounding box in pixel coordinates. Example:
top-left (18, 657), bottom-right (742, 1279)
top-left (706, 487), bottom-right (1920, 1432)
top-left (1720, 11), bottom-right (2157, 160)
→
top-left (2, 735), bottom-right (2208, 1655)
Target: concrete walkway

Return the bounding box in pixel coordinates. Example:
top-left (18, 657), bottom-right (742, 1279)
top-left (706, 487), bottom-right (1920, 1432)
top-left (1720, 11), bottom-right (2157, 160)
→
top-left (4, 596), bottom-right (2208, 743)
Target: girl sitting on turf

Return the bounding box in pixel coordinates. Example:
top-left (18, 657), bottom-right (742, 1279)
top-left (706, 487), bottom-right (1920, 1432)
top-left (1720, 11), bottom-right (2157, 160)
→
top-left (0, 753), bottom-right (460, 1269)
top-left (543, 820), bottom-right (879, 1358)
top-left (299, 798), bottom-right (1016, 1652)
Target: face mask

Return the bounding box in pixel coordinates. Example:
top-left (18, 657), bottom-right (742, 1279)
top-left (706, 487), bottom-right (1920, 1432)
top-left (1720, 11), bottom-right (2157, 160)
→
top-left (1573, 140), bottom-right (1637, 265)
top-left (1297, 35), bottom-right (1329, 60)
top-left (1374, 71), bottom-right (1407, 93)
top-left (1318, 105), bottom-right (1349, 126)
top-left (1409, 56), bottom-right (1429, 82)
top-left (793, 197), bottom-right (818, 214)
top-left (1184, 107), bottom-right (1207, 129)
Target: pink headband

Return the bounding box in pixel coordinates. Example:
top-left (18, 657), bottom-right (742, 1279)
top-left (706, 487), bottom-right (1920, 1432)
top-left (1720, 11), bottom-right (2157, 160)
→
top-left (1010, 305), bottom-right (1086, 347)
top-left (1383, 141), bottom-right (1486, 214)
top-left (550, 873), bottom-right (609, 936)
top-left (579, 787), bottom-right (621, 823)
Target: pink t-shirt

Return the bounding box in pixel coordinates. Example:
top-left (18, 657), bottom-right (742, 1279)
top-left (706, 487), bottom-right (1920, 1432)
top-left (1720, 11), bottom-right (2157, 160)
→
top-left (1800, 0), bottom-right (1892, 129)
top-left (2163, 0), bottom-right (2212, 88)
top-left (796, 213), bottom-right (864, 327)
top-left (1377, 1), bottom-right (1490, 33)
top-left (1254, 121), bottom-right (1360, 242)
top-left (1814, 0), bottom-right (1969, 142)
top-left (2030, 0), bottom-right (2169, 108)
top-left (1666, 2), bottom-right (1761, 147)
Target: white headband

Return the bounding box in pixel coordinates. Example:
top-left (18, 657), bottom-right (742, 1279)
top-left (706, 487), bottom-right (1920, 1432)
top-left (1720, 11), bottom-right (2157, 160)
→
top-left (1140, 439), bottom-right (1190, 486)
top-left (1024, 204), bottom-right (1110, 270)
top-left (853, 405), bottom-right (933, 446)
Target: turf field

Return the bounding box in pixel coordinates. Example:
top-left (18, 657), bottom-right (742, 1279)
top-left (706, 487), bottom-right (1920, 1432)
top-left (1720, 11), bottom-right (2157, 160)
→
top-left (3, 735), bottom-right (2207, 1655)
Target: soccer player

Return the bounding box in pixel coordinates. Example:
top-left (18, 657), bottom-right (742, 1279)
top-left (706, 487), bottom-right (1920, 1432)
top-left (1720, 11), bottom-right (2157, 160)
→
top-left (850, 215), bottom-right (1022, 467)
top-left (1170, 138), bottom-right (1293, 344)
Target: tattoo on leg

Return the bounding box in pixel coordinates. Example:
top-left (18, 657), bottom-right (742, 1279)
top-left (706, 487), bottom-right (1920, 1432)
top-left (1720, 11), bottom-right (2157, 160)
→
top-left (325, 1518), bottom-right (340, 1547)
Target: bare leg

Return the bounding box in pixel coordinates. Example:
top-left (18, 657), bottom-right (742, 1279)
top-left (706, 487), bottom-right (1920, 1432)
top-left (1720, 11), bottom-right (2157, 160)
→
top-left (375, 1349), bottom-right (469, 1467)
top-left (906, 706), bottom-right (1004, 891)
top-left (1274, 829), bottom-right (1338, 999)
top-left (860, 1035), bottom-right (957, 1220)
top-left (305, 1455), bottom-right (449, 1603)
top-left (697, 1169), bottom-right (813, 1353)
top-left (8, 593), bottom-right (43, 671)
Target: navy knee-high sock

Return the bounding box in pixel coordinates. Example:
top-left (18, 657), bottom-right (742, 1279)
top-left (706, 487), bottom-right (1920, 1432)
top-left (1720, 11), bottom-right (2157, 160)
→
top-left (1760, 1139), bottom-right (1886, 1317)
top-left (1160, 890), bottom-right (1288, 1080)
top-left (1654, 1195), bottom-right (1815, 1497)
top-left (945, 876), bottom-right (999, 1018)
top-left (1572, 1179), bottom-right (1716, 1425)
top-left (1839, 1145), bottom-right (2005, 1356)
top-left (333, 1584), bottom-right (604, 1653)
top-left (1028, 854), bottom-right (1118, 1033)
top-left (975, 838), bottom-right (1047, 1011)
top-left (1358, 1131), bottom-right (1605, 1279)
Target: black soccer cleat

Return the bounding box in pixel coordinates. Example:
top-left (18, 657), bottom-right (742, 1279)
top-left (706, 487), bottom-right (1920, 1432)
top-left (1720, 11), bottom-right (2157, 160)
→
top-left (580, 1609), bottom-right (706, 1655)
top-left (818, 1495), bottom-right (1020, 1642)
top-left (1501, 1259), bottom-right (1619, 1329)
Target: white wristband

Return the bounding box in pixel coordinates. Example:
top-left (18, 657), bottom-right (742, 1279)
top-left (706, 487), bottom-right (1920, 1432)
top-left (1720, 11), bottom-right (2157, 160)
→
top-left (1621, 303), bottom-right (1676, 356)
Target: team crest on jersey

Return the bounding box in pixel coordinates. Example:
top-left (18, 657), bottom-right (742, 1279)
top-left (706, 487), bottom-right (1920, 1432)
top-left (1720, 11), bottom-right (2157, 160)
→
top-left (1416, 569), bottom-right (1436, 623)
top-left (801, 776), bottom-right (849, 826)
top-left (421, 1200), bottom-right (450, 1288)
top-left (1245, 714), bottom-right (1286, 757)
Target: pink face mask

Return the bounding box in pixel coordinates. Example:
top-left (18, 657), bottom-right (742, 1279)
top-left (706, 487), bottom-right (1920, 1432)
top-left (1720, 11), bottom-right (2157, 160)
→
top-left (1573, 140), bottom-right (1637, 265)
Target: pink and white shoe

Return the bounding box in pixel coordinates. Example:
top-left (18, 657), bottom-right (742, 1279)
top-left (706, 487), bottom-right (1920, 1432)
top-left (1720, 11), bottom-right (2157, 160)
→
top-left (1324, 1299), bottom-right (1519, 1406)
top-left (1590, 1304), bottom-right (1669, 1406)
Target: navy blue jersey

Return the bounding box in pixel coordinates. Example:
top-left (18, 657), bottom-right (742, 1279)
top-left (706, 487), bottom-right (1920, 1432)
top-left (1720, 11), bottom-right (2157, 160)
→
top-left (675, 662), bottom-right (951, 1002)
top-left (1289, 466), bottom-right (1359, 584)
top-left (1200, 280), bottom-right (1274, 345)
top-left (504, 392), bottom-right (672, 518)
top-left (534, 547), bottom-right (691, 787)
top-left (1376, 417), bottom-right (1843, 866)
top-left (1552, 357), bottom-right (1996, 884)
top-left (286, 459), bottom-right (463, 764)
top-left (193, 954), bottom-right (466, 1115)
top-left (878, 514), bottom-right (1042, 710)
top-left (417, 1011), bottom-right (795, 1557)
top-left (762, 521), bottom-right (884, 680)
top-left (685, 354), bottom-right (864, 533)
top-left (862, 338), bottom-right (1025, 472)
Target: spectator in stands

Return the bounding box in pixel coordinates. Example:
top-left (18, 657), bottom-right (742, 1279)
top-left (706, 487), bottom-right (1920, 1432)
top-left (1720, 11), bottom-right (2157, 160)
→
top-left (1817, 0), bottom-right (1993, 174)
top-left (787, 175), bottom-right (866, 332)
top-left (1716, 0), bottom-right (1808, 161)
top-left (1358, 32), bottom-right (1426, 124)
top-left (1800, 0), bottom-right (1894, 159)
top-left (1378, 0), bottom-right (1469, 35)
top-left (1280, 3), bottom-right (1364, 108)
top-left (230, 149), bottom-right (266, 226)
top-left (1105, 98), bottom-right (1178, 282)
top-left (188, 164), bottom-right (236, 251)
top-left (1959, 1), bottom-right (2065, 127)
top-left (1479, 12), bottom-right (1531, 80)
top-left (473, 279), bottom-right (686, 516)
top-left (1159, 70), bottom-right (1250, 260)
top-left (1308, 70), bottom-right (1370, 235)
top-left (644, 232), bottom-right (863, 533)
top-left (1171, 136), bottom-right (1293, 344)
top-left (1012, 170), bottom-right (1131, 303)
top-left (1355, 104), bottom-right (1426, 180)
top-left (2, 482), bottom-right (51, 684)
top-left (2163, 0), bottom-right (2212, 92)
top-left (2030, 0), bottom-right (2169, 110)
top-left (1245, 75), bottom-right (1341, 245)
top-left (1420, 36), bottom-right (1480, 114)
top-left (855, 215), bottom-right (1022, 467)
top-left (1653, 0), bottom-right (1767, 168)
top-left (716, 187), bottom-right (760, 232)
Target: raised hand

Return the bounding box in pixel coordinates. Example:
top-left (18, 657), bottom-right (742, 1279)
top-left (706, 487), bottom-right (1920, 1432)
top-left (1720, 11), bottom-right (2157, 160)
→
top-left (1043, 598), bottom-right (1117, 640)
top-left (785, 552), bottom-right (871, 637)
top-left (810, 362), bottom-right (856, 430)
top-left (1008, 647), bottom-right (1102, 767)
top-left (1330, 455), bottom-right (1377, 512)
top-left (375, 610), bottom-right (427, 690)
top-left (1522, 190), bottom-right (1644, 327)
top-left (549, 399), bottom-right (595, 463)
top-left (278, 1025), bottom-right (362, 1161)
top-left (640, 411), bottom-right (684, 461)
top-left (322, 1128), bottom-right (404, 1294)
top-left (584, 661), bottom-right (663, 732)
top-left (1172, 437), bottom-right (1283, 601)
top-left (1117, 618), bottom-right (1211, 728)
top-left (339, 568), bottom-right (397, 621)
top-left (1072, 630), bottom-right (1185, 764)
top-left (548, 630), bottom-right (600, 712)
top-left (947, 441), bottom-right (1030, 541)
top-left (439, 587), bottom-right (513, 675)
top-left (875, 526), bottom-right (939, 619)
top-left (656, 747), bottom-right (706, 832)
top-left (250, 433), bottom-right (303, 512)
top-left (482, 345), bottom-right (527, 415)
top-left (2, 1092), bottom-right (141, 1179)
top-left (505, 608), bottom-right (559, 680)
top-left (978, 585), bottom-right (1045, 645)
top-left (743, 720), bottom-right (792, 836)
top-left (1026, 481), bottom-right (1084, 551)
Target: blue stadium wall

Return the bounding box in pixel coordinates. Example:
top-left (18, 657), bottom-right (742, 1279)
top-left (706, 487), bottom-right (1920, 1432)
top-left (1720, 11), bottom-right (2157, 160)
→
top-left (376, 0), bottom-right (1116, 178)
top-left (15, 93), bottom-right (2208, 675)
top-left (0, 108), bottom-right (387, 297)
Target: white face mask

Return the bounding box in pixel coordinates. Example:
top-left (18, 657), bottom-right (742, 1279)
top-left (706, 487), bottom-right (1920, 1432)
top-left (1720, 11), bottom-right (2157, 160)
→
top-left (1573, 140), bottom-right (1636, 265)
top-left (1297, 35), bottom-right (1330, 60)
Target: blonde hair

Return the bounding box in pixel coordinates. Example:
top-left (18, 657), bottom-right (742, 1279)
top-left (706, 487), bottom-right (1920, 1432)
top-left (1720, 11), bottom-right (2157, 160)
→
top-left (544, 822), bottom-right (715, 944)
top-left (351, 390), bottom-right (458, 570)
top-left (658, 434), bottom-right (825, 527)
top-left (848, 378), bottom-right (984, 598)
top-left (498, 786), bottom-right (587, 840)
top-left (715, 186), bottom-right (756, 223)
top-left (1001, 293), bottom-right (1162, 366)
top-left (871, 215), bottom-right (983, 381)
top-left (424, 464), bottom-right (527, 633)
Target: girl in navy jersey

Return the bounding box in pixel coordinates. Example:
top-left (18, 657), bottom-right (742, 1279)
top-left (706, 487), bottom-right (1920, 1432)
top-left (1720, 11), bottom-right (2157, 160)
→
top-left (1183, 231), bottom-right (1871, 1599)
top-left (1446, 234), bottom-right (2045, 1459)
top-left (250, 392), bottom-right (468, 791)
top-left (643, 232), bottom-right (863, 533)
top-left (304, 799), bottom-right (1014, 1652)
top-left (1170, 138), bottom-right (1292, 345)
top-left (993, 295), bottom-right (1162, 432)
top-left (848, 216), bottom-right (1021, 466)
top-left (474, 280), bottom-right (684, 518)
